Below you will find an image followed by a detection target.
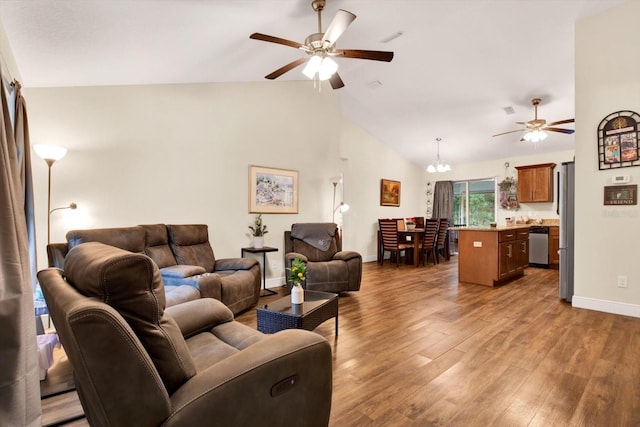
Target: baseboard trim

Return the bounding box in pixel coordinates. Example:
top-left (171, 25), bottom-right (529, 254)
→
top-left (572, 295), bottom-right (640, 318)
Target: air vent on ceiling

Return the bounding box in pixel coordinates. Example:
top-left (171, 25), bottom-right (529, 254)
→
top-left (366, 80), bottom-right (383, 89)
top-left (503, 106), bottom-right (516, 115)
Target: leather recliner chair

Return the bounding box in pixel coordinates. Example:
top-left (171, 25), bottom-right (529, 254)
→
top-left (284, 223), bottom-right (362, 293)
top-left (38, 242), bottom-right (332, 427)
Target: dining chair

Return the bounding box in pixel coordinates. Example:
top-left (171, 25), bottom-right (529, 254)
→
top-left (435, 218), bottom-right (450, 263)
top-left (420, 218), bottom-right (439, 266)
top-left (378, 219), bottom-right (413, 267)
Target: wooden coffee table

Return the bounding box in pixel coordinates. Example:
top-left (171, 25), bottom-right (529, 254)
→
top-left (257, 290), bottom-right (338, 336)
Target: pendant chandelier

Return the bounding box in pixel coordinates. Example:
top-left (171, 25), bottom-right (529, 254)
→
top-left (426, 137), bottom-right (451, 173)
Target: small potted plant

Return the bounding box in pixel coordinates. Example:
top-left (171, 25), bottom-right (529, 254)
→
top-left (287, 258), bottom-right (307, 304)
top-left (248, 214), bottom-right (268, 248)
top-left (405, 218), bottom-right (416, 230)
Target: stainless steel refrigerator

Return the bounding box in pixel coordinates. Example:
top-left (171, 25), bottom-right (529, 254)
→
top-left (559, 161), bottom-right (575, 302)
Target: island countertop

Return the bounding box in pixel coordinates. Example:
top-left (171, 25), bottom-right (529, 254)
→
top-left (449, 225), bottom-right (531, 232)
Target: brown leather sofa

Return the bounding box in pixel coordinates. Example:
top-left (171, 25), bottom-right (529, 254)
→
top-left (47, 224), bottom-right (261, 314)
top-left (284, 223), bottom-right (362, 293)
top-left (38, 242), bottom-right (332, 426)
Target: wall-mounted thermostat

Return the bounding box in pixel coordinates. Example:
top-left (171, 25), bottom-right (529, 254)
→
top-left (612, 175), bottom-right (631, 184)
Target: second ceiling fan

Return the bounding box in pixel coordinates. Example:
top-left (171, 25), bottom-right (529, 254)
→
top-left (492, 98), bottom-right (575, 142)
top-left (250, 0), bottom-right (394, 89)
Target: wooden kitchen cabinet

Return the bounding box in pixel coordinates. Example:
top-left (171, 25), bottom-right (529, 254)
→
top-left (549, 226), bottom-right (559, 268)
top-left (515, 163), bottom-right (556, 203)
top-left (457, 226), bottom-right (529, 287)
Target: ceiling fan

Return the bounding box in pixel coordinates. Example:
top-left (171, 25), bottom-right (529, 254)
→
top-left (492, 98), bottom-right (575, 142)
top-left (249, 0), bottom-right (394, 89)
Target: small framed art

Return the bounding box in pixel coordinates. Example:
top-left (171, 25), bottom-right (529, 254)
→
top-left (380, 179), bottom-right (401, 207)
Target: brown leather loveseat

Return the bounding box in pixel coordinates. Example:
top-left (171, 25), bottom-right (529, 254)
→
top-left (38, 242), bottom-right (332, 426)
top-left (47, 224), bottom-right (261, 314)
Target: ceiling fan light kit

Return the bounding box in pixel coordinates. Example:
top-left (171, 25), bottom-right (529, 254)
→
top-left (249, 0), bottom-right (393, 90)
top-left (523, 129), bottom-right (548, 142)
top-left (492, 97), bottom-right (575, 141)
top-left (427, 138), bottom-right (451, 173)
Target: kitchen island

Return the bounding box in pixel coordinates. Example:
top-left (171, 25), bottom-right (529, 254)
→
top-left (452, 225), bottom-right (530, 286)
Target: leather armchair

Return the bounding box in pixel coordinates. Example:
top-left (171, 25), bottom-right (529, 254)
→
top-left (284, 223), bottom-right (362, 293)
top-left (38, 242), bottom-right (332, 427)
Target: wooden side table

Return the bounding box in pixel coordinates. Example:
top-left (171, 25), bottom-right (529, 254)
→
top-left (241, 246), bottom-right (278, 296)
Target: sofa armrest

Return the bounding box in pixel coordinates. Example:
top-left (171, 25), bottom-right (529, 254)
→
top-left (166, 299), bottom-right (233, 338)
top-left (214, 257), bottom-right (258, 272)
top-left (284, 252), bottom-right (308, 264)
top-left (167, 329), bottom-right (331, 427)
top-left (332, 250), bottom-right (361, 262)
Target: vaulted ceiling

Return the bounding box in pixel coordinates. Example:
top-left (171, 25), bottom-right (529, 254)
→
top-left (0, 0), bottom-right (627, 168)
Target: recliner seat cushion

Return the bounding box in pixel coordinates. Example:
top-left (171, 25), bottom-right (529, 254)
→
top-left (64, 242), bottom-right (196, 394)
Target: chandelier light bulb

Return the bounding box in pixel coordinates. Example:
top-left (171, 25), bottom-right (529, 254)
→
top-left (426, 137), bottom-right (451, 173)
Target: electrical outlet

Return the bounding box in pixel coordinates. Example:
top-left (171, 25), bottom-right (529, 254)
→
top-left (617, 275), bottom-right (628, 288)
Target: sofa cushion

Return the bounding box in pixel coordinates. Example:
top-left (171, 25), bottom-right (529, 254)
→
top-left (64, 242), bottom-right (196, 394)
top-left (66, 226), bottom-right (146, 253)
top-left (141, 224), bottom-right (177, 269)
top-left (167, 224), bottom-right (216, 272)
top-left (160, 265), bottom-right (206, 278)
top-left (165, 285), bottom-right (201, 307)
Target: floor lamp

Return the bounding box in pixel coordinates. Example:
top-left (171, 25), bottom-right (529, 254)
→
top-left (331, 176), bottom-right (350, 223)
top-left (33, 144), bottom-right (75, 244)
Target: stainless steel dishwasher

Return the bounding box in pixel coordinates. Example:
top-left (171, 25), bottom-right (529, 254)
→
top-left (528, 226), bottom-right (549, 268)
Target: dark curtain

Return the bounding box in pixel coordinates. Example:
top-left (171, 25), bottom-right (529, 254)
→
top-left (432, 180), bottom-right (453, 222)
top-left (0, 76), bottom-right (41, 425)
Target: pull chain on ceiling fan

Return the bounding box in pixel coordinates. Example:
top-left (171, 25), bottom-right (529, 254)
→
top-left (492, 98), bottom-right (575, 142)
top-left (249, 0), bottom-right (394, 90)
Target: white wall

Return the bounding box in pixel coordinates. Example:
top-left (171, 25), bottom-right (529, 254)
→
top-left (341, 119), bottom-right (424, 262)
top-left (573, 0), bottom-right (640, 316)
top-left (422, 150), bottom-right (575, 225)
top-left (25, 81), bottom-right (423, 283)
top-left (26, 81), bottom-right (343, 283)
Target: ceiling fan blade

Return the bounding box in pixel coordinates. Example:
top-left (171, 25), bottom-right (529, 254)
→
top-left (492, 129), bottom-right (525, 137)
top-left (250, 33), bottom-right (304, 49)
top-left (546, 118), bottom-right (575, 126)
top-left (321, 10), bottom-right (356, 46)
top-left (329, 72), bottom-right (345, 90)
top-left (265, 58), bottom-right (308, 80)
top-left (335, 49), bottom-right (394, 62)
top-left (544, 127), bottom-right (575, 135)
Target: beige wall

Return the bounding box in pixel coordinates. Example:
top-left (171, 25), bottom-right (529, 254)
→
top-left (573, 0), bottom-right (640, 316)
top-left (430, 150), bottom-right (575, 225)
top-left (24, 81), bottom-right (423, 283)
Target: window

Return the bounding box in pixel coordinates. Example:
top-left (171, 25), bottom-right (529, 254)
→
top-left (453, 178), bottom-right (496, 226)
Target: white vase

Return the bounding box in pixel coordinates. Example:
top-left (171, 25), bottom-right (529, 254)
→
top-left (253, 236), bottom-right (264, 249)
top-left (291, 285), bottom-right (304, 304)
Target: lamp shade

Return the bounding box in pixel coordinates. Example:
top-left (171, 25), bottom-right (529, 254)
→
top-left (34, 144), bottom-right (67, 161)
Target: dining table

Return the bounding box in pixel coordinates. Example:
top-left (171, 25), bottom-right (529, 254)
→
top-left (377, 227), bottom-right (426, 267)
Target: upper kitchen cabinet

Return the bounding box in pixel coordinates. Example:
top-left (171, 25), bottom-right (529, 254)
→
top-left (515, 163), bottom-right (556, 203)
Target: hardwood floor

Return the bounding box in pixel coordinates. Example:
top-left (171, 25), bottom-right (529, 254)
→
top-left (43, 257), bottom-right (640, 426)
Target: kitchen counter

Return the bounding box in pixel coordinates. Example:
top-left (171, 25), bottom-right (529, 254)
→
top-left (449, 225), bottom-right (530, 232)
top-left (456, 227), bottom-right (530, 286)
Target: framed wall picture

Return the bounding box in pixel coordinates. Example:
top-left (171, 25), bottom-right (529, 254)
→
top-left (380, 179), bottom-right (401, 206)
top-left (604, 185), bottom-right (637, 205)
top-left (597, 110), bottom-right (640, 170)
top-left (249, 165), bottom-right (299, 213)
